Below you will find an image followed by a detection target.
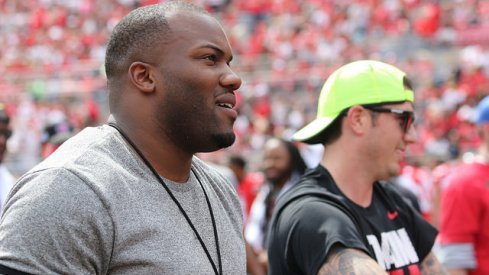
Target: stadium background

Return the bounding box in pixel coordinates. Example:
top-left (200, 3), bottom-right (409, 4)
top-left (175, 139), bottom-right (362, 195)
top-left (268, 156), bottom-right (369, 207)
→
top-left (1, 0), bottom-right (488, 217)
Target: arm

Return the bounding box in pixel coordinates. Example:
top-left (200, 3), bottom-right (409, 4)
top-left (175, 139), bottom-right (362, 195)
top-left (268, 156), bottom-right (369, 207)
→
top-left (245, 241), bottom-right (266, 275)
top-left (318, 245), bottom-right (387, 275)
top-left (420, 252), bottom-right (447, 275)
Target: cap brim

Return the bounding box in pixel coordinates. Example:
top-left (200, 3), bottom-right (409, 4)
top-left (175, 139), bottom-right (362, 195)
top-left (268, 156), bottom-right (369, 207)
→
top-left (292, 117), bottom-right (335, 144)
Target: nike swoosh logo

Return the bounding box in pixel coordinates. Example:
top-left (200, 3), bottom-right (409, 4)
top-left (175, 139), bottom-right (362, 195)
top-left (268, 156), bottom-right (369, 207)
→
top-left (387, 211), bottom-right (398, 220)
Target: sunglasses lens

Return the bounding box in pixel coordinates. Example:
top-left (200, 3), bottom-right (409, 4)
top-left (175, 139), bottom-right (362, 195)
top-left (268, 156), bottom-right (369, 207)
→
top-left (403, 114), bottom-right (414, 132)
top-left (362, 106), bottom-right (414, 133)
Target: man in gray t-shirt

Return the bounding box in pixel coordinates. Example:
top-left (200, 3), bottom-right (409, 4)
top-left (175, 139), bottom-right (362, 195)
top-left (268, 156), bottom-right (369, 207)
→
top-left (0, 2), bottom-right (245, 274)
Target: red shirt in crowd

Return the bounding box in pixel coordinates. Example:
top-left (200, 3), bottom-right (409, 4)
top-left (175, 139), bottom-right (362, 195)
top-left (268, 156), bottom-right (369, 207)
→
top-left (439, 162), bottom-right (489, 275)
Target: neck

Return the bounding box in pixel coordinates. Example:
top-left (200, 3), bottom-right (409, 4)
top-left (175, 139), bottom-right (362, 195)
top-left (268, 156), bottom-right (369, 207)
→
top-left (110, 116), bottom-right (193, 183)
top-left (321, 144), bottom-right (375, 207)
top-left (270, 173), bottom-right (293, 190)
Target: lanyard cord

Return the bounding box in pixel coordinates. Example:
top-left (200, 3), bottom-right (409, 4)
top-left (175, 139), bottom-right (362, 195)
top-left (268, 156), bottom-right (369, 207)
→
top-left (108, 123), bottom-right (222, 275)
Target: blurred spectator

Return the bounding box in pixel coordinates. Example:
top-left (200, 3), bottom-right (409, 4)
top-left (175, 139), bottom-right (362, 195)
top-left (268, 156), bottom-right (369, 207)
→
top-left (430, 158), bottom-right (460, 229)
top-left (0, 104), bottom-right (14, 214)
top-left (40, 117), bottom-right (74, 159)
top-left (396, 160), bottom-right (435, 221)
top-left (245, 137), bottom-right (307, 272)
top-left (227, 154), bottom-right (264, 220)
top-left (436, 95), bottom-right (489, 275)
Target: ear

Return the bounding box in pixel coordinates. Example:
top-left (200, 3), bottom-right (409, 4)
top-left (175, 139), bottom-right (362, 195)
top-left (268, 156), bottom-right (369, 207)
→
top-left (128, 62), bottom-right (156, 93)
top-left (345, 105), bottom-right (369, 135)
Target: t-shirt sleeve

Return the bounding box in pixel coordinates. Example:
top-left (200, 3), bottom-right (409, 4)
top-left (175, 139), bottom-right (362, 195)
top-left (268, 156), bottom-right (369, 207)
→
top-left (0, 168), bottom-right (114, 274)
top-left (278, 197), bottom-right (369, 275)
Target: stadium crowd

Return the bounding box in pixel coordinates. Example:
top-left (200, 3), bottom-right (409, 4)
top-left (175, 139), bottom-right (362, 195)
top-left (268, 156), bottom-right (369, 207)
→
top-left (1, 0), bottom-right (489, 272)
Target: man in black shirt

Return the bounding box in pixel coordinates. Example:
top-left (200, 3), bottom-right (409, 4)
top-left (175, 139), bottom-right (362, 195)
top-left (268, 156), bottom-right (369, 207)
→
top-left (267, 60), bottom-right (446, 274)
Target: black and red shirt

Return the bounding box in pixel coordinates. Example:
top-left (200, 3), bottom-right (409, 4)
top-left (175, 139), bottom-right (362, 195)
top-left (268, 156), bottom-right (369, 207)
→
top-left (267, 165), bottom-right (437, 275)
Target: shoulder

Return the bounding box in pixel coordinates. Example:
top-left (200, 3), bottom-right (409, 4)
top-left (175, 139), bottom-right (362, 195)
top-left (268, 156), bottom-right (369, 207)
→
top-left (6, 125), bottom-right (149, 216)
top-left (446, 162), bottom-right (488, 183)
top-left (276, 166), bottom-right (331, 201)
top-left (269, 183), bottom-right (367, 252)
top-left (268, 197), bottom-right (369, 275)
top-left (272, 165), bottom-right (353, 225)
top-left (274, 192), bottom-right (361, 235)
top-left (274, 168), bottom-right (347, 221)
top-left (379, 181), bottom-right (418, 203)
top-left (377, 181), bottom-right (404, 195)
top-left (28, 125), bottom-right (150, 190)
top-left (442, 162), bottom-right (489, 198)
top-left (268, 168), bottom-right (371, 274)
top-left (7, 167), bottom-right (110, 214)
top-left (33, 125), bottom-right (125, 173)
top-left (376, 181), bottom-right (417, 206)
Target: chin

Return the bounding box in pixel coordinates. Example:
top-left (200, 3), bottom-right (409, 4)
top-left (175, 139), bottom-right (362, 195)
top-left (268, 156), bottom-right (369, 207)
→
top-left (387, 164), bottom-right (401, 178)
top-left (213, 132), bottom-right (236, 149)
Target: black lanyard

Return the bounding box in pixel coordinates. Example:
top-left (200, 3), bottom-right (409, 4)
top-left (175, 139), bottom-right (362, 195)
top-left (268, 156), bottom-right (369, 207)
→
top-left (108, 122), bottom-right (222, 275)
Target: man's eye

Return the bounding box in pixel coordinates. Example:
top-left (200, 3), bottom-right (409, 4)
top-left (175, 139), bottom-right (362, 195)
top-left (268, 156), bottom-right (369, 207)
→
top-left (205, 55), bottom-right (217, 63)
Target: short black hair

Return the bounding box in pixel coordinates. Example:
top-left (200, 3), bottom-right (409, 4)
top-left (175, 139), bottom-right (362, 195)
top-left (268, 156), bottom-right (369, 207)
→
top-left (104, 2), bottom-right (209, 81)
top-left (228, 154), bottom-right (246, 169)
top-left (315, 115), bottom-right (344, 146)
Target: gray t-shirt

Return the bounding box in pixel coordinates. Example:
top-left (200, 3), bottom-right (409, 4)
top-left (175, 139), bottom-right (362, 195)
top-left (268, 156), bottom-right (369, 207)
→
top-left (0, 124), bottom-right (245, 274)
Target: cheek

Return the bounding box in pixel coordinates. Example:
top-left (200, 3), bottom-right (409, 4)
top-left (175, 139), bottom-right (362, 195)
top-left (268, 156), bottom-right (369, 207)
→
top-left (162, 75), bottom-right (209, 111)
top-left (377, 127), bottom-right (401, 148)
top-left (268, 160), bottom-right (289, 175)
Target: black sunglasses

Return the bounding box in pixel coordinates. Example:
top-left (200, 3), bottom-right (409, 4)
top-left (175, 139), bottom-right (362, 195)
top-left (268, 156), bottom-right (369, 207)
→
top-left (362, 106), bottom-right (415, 133)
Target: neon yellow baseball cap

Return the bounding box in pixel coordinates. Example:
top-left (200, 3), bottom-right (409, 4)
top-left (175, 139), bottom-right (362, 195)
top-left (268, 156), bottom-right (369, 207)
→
top-left (293, 60), bottom-right (414, 144)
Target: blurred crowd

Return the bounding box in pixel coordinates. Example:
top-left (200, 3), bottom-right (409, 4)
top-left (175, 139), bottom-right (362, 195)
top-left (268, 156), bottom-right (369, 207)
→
top-left (1, 0), bottom-right (489, 259)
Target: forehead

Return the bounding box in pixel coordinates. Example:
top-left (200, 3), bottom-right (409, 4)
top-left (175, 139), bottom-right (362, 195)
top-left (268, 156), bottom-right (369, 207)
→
top-left (264, 139), bottom-right (288, 155)
top-left (165, 12), bottom-right (232, 56)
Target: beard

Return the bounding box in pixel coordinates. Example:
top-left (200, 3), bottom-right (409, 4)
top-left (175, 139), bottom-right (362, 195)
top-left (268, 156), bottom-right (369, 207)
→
top-left (155, 73), bottom-right (237, 153)
top-left (158, 104), bottom-right (237, 153)
top-left (210, 131), bottom-right (236, 150)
